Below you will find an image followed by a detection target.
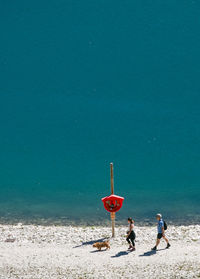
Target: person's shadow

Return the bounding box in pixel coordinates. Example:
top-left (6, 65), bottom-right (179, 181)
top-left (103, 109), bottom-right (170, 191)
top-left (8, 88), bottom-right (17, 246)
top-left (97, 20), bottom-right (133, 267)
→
top-left (139, 250), bottom-right (156, 257)
top-left (139, 248), bottom-right (166, 257)
top-left (111, 251), bottom-right (130, 258)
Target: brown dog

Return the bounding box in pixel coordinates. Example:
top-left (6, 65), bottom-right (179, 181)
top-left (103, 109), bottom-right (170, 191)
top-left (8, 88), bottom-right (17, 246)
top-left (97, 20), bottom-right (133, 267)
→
top-left (93, 241), bottom-right (110, 251)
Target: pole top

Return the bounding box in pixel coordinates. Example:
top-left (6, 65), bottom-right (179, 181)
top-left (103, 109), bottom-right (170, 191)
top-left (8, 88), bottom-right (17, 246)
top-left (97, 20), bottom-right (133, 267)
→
top-left (110, 162), bottom-right (113, 166)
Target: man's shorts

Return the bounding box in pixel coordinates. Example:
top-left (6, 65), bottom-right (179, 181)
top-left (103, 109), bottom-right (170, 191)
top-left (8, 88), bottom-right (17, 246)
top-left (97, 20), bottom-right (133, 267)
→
top-left (157, 233), bottom-right (163, 239)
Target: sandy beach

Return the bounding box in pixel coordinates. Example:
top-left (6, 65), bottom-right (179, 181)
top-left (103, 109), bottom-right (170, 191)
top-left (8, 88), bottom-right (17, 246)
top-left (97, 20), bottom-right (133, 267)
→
top-left (0, 224), bottom-right (199, 278)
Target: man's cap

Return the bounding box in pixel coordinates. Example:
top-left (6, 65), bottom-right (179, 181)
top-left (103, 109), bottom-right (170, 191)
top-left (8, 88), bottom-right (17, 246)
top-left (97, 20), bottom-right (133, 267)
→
top-left (156, 213), bottom-right (162, 218)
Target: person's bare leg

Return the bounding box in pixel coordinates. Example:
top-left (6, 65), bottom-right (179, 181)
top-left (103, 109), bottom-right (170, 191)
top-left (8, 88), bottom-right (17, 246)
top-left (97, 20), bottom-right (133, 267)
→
top-left (163, 236), bottom-right (169, 244)
top-left (152, 238), bottom-right (160, 250)
top-left (156, 238), bottom-right (160, 247)
top-left (163, 236), bottom-right (171, 248)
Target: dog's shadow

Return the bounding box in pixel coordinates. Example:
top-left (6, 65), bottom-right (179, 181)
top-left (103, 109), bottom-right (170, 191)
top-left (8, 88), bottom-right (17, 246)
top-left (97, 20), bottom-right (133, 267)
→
top-left (111, 251), bottom-right (130, 258)
top-left (90, 249), bottom-right (106, 253)
top-left (73, 238), bottom-right (107, 248)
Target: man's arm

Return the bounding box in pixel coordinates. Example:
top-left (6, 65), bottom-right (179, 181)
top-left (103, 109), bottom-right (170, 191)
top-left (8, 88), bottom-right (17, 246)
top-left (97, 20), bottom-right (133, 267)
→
top-left (162, 225), bottom-right (165, 236)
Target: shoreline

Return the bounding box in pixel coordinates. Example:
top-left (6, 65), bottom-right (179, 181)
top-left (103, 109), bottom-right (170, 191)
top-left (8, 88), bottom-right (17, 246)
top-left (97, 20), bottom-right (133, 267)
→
top-left (0, 216), bottom-right (200, 227)
top-left (0, 224), bottom-right (199, 278)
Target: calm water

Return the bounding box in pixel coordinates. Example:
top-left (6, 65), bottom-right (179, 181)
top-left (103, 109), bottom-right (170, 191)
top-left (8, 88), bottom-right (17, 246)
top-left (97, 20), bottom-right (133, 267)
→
top-left (0, 1), bottom-right (200, 225)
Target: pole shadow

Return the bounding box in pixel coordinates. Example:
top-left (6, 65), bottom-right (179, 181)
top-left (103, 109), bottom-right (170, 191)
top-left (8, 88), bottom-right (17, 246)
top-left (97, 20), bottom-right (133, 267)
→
top-left (73, 238), bottom-right (107, 248)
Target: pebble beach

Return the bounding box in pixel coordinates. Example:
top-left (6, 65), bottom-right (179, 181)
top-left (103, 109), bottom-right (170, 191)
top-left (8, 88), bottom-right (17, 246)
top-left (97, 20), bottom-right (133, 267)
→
top-left (0, 224), bottom-right (199, 279)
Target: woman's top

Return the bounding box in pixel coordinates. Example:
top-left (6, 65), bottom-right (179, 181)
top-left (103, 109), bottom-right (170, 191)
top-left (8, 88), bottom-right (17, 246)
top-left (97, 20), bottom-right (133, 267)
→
top-left (128, 223), bottom-right (134, 233)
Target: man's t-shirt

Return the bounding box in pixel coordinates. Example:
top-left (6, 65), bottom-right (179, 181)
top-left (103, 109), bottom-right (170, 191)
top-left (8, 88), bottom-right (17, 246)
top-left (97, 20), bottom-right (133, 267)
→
top-left (157, 219), bottom-right (164, 233)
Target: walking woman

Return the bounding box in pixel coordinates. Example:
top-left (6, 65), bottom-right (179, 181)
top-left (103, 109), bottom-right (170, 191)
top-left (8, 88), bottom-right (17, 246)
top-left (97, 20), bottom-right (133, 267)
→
top-left (126, 217), bottom-right (136, 251)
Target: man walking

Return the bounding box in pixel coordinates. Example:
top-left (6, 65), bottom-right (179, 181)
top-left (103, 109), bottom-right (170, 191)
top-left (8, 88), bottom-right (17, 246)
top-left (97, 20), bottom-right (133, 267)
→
top-left (152, 213), bottom-right (171, 251)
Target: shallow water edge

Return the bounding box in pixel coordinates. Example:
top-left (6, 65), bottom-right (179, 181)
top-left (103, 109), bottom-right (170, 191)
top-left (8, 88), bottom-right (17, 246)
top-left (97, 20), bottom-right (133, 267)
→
top-left (0, 214), bottom-right (199, 227)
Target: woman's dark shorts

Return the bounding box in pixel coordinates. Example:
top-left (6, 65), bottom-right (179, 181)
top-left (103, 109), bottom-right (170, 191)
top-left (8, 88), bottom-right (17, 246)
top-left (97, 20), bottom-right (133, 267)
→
top-left (157, 233), bottom-right (163, 239)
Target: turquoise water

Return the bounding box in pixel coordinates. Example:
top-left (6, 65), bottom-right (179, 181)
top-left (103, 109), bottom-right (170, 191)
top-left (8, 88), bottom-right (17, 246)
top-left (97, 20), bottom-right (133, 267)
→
top-left (0, 1), bottom-right (200, 224)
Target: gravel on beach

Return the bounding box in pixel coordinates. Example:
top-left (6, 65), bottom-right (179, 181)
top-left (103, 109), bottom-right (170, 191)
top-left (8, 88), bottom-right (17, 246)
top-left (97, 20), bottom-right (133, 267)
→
top-left (0, 224), bottom-right (199, 279)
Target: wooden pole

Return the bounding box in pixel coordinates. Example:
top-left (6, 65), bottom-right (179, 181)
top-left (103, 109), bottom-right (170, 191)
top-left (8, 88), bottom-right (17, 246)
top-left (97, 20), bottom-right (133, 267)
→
top-left (110, 163), bottom-right (115, 237)
top-left (110, 162), bottom-right (114, 194)
top-left (111, 212), bottom-right (115, 237)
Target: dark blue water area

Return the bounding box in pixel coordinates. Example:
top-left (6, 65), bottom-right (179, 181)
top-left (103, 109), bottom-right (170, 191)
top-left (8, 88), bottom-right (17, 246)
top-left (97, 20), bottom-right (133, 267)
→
top-left (0, 0), bottom-right (200, 225)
